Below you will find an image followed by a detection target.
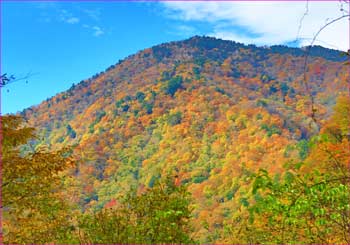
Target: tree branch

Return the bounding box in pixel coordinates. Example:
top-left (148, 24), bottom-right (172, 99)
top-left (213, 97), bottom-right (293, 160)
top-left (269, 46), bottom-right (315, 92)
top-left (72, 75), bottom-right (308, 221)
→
top-left (302, 13), bottom-right (350, 124)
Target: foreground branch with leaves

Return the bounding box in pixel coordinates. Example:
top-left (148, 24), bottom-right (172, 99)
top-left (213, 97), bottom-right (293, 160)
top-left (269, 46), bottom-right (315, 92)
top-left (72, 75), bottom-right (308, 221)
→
top-left (1, 115), bottom-right (75, 243)
top-left (77, 176), bottom-right (194, 244)
top-left (225, 95), bottom-right (350, 244)
top-left (1, 115), bottom-right (194, 244)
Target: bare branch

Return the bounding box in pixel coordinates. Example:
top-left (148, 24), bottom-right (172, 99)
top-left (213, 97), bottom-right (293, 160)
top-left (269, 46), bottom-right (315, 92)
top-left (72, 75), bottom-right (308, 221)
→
top-left (296, 0), bottom-right (309, 42)
top-left (297, 37), bottom-right (342, 50)
top-left (302, 13), bottom-right (350, 124)
top-left (339, 0), bottom-right (350, 14)
top-left (309, 14), bottom-right (350, 49)
top-left (0, 72), bottom-right (38, 88)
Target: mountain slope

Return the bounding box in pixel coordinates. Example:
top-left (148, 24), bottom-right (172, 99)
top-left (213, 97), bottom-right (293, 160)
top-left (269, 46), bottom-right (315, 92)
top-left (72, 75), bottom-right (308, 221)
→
top-left (22, 36), bottom-right (349, 242)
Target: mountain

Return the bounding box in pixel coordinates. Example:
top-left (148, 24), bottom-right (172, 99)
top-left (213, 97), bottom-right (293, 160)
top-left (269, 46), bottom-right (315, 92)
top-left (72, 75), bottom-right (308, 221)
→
top-left (21, 36), bottom-right (349, 242)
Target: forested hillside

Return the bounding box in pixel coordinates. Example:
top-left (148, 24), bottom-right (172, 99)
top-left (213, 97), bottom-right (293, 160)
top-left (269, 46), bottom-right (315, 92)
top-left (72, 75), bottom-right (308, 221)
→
top-left (4, 36), bottom-right (349, 243)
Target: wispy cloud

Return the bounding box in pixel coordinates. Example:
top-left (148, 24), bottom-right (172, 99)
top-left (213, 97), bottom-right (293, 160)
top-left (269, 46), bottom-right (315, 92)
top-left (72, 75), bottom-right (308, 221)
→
top-left (83, 8), bottom-right (102, 21)
top-left (59, 9), bottom-right (80, 24)
top-left (35, 3), bottom-right (107, 37)
top-left (92, 26), bottom-right (104, 37)
top-left (162, 1), bottom-right (349, 51)
top-left (65, 17), bottom-right (80, 24)
top-left (34, 2), bottom-right (59, 10)
top-left (83, 24), bottom-right (105, 37)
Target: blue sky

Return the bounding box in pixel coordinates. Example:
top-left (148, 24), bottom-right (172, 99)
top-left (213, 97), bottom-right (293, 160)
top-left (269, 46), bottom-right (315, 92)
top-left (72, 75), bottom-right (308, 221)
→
top-left (2, 1), bottom-right (348, 114)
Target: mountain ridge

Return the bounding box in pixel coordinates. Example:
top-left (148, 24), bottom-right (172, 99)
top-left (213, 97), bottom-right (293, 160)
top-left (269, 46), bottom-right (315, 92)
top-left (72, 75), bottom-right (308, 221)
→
top-left (21, 35), bottom-right (346, 119)
top-left (20, 35), bottom-right (348, 242)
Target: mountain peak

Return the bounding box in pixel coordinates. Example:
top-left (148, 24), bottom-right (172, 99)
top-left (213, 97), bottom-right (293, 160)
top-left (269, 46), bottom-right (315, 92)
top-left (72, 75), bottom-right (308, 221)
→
top-left (21, 35), bottom-right (348, 243)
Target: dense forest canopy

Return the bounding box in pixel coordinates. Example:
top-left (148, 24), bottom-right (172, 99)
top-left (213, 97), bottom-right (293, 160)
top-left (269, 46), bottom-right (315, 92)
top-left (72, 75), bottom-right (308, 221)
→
top-left (3, 36), bottom-right (349, 243)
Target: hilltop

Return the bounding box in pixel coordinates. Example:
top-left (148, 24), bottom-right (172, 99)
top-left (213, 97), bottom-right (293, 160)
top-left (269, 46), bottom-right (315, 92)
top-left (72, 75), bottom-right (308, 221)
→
top-left (21, 36), bottom-right (349, 242)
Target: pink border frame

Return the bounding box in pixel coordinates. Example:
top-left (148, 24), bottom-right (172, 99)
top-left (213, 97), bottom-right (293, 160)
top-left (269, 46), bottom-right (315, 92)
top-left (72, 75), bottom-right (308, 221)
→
top-left (0, 1), bottom-right (349, 244)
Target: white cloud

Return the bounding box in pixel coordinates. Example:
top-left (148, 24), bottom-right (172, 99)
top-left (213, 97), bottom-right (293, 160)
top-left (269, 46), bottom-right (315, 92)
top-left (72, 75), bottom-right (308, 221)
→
top-left (163, 1), bottom-right (349, 51)
top-left (92, 26), bottom-right (104, 37)
top-left (66, 17), bottom-right (80, 24)
top-left (82, 24), bottom-right (105, 37)
top-left (59, 9), bottom-right (80, 24)
top-left (35, 3), bottom-right (107, 37)
top-left (34, 2), bottom-right (59, 10)
top-left (83, 8), bottom-right (102, 21)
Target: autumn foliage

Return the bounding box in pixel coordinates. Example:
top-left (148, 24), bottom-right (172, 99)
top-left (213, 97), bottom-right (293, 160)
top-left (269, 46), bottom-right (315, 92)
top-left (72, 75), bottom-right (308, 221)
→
top-left (4, 36), bottom-right (349, 243)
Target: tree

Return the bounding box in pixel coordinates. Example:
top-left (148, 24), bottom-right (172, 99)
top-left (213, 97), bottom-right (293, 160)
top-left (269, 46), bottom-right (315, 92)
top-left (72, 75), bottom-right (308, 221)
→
top-left (228, 96), bottom-right (350, 244)
top-left (163, 75), bottom-right (183, 97)
top-left (77, 175), bottom-right (194, 244)
top-left (1, 115), bottom-right (75, 243)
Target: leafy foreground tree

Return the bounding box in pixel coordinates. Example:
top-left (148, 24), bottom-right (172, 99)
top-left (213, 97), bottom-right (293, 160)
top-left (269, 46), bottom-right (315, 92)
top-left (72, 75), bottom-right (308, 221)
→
top-left (1, 115), bottom-right (76, 243)
top-left (1, 115), bottom-right (194, 244)
top-left (77, 176), bottom-right (194, 244)
top-left (226, 95), bottom-right (350, 244)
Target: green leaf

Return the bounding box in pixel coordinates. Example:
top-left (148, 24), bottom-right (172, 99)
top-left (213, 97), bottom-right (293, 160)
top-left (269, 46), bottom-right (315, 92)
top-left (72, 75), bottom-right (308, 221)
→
top-left (240, 197), bottom-right (249, 207)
